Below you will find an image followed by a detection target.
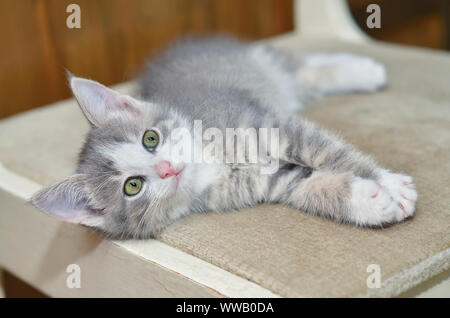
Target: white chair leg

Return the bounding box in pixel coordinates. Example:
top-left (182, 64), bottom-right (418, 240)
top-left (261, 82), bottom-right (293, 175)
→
top-left (294, 0), bottom-right (369, 42)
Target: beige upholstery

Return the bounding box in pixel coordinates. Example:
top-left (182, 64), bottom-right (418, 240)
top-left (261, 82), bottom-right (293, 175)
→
top-left (0, 35), bottom-right (449, 297)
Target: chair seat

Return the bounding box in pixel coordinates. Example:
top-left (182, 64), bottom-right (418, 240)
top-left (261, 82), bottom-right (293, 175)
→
top-left (0, 34), bottom-right (449, 297)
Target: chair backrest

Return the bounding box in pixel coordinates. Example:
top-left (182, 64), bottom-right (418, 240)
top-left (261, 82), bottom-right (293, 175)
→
top-left (294, 0), bottom-right (368, 41)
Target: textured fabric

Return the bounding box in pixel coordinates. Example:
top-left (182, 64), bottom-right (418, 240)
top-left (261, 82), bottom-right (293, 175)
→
top-left (0, 36), bottom-right (449, 297)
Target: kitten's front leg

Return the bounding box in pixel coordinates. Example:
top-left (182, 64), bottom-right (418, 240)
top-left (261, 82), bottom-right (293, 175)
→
top-left (272, 120), bottom-right (417, 226)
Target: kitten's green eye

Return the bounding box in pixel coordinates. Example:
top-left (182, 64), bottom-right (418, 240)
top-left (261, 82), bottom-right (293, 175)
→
top-left (143, 129), bottom-right (159, 150)
top-left (124, 177), bottom-right (143, 196)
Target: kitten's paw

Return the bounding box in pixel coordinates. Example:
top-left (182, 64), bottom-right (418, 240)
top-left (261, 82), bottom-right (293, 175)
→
top-left (301, 53), bottom-right (387, 94)
top-left (378, 170), bottom-right (417, 219)
top-left (334, 54), bottom-right (387, 93)
top-left (350, 172), bottom-right (417, 226)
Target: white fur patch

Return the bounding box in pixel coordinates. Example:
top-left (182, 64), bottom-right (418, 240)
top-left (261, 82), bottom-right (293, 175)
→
top-left (350, 170), bottom-right (417, 226)
top-left (298, 53), bottom-right (387, 95)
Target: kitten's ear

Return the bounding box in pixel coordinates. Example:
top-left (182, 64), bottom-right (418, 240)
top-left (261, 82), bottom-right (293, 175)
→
top-left (69, 74), bottom-right (141, 127)
top-left (30, 174), bottom-right (105, 228)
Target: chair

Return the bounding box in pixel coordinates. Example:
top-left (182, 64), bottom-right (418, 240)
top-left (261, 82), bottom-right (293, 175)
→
top-left (0, 0), bottom-right (449, 297)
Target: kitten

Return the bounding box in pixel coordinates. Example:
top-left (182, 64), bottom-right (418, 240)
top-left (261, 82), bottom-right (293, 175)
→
top-left (31, 36), bottom-right (417, 239)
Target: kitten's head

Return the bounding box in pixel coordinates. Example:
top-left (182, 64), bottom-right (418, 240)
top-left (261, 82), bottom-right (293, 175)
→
top-left (31, 76), bottom-right (199, 238)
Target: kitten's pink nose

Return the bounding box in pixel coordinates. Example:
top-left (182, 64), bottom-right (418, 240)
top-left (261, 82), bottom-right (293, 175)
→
top-left (154, 161), bottom-right (177, 179)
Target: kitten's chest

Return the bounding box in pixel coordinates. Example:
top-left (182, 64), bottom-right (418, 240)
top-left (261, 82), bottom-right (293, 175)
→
top-left (203, 163), bottom-right (269, 211)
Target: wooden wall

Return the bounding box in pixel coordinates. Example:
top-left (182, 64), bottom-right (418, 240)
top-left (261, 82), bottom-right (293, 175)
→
top-left (0, 0), bottom-right (293, 119)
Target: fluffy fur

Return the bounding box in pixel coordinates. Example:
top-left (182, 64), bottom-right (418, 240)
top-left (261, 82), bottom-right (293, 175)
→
top-left (31, 36), bottom-right (417, 239)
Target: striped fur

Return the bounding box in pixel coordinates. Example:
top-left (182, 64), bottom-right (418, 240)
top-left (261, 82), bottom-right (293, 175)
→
top-left (31, 36), bottom-right (416, 239)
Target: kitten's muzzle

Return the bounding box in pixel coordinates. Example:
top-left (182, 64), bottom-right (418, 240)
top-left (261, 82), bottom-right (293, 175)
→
top-left (154, 161), bottom-right (182, 179)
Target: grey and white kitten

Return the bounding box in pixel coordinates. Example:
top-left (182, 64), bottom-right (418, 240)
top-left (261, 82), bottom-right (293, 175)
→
top-left (31, 36), bottom-right (417, 239)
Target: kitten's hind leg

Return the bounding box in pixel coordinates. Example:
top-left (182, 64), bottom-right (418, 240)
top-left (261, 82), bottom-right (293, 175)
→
top-left (270, 119), bottom-right (417, 226)
top-left (271, 170), bottom-right (417, 226)
top-left (296, 53), bottom-right (387, 96)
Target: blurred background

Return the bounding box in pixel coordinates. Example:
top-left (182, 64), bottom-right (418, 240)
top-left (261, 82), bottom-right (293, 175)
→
top-left (0, 0), bottom-right (449, 121)
top-left (0, 0), bottom-right (449, 298)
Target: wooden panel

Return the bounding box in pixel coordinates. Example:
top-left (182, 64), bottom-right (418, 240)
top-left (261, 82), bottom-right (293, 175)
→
top-left (0, 0), bottom-right (294, 119)
top-left (348, 0), bottom-right (448, 50)
top-left (377, 13), bottom-right (445, 50)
